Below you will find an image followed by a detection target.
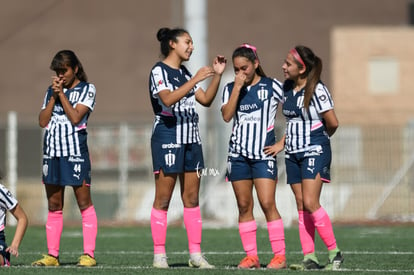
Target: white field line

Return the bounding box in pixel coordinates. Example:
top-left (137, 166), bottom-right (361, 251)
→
top-left (6, 265), bottom-right (414, 273)
top-left (22, 250), bottom-right (414, 255)
top-left (18, 250), bottom-right (413, 272)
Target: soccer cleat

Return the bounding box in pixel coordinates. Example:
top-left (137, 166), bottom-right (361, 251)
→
top-left (77, 254), bottom-right (97, 267)
top-left (153, 253), bottom-right (169, 268)
top-left (303, 258), bottom-right (324, 270)
top-left (289, 258), bottom-right (324, 270)
top-left (188, 253), bottom-right (214, 269)
top-left (31, 254), bottom-right (60, 266)
top-left (237, 255), bottom-right (260, 269)
top-left (325, 251), bottom-right (344, 270)
top-left (267, 254), bottom-right (287, 269)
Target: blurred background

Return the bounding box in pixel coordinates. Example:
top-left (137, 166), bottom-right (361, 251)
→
top-left (0, 0), bottom-right (413, 227)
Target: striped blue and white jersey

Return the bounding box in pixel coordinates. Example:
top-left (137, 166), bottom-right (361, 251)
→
top-left (149, 62), bottom-right (201, 144)
top-left (0, 183), bottom-right (18, 232)
top-left (282, 81), bottom-right (334, 153)
top-left (41, 81), bottom-right (96, 157)
top-left (222, 77), bottom-right (284, 159)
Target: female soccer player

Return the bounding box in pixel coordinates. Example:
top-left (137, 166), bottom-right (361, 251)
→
top-left (32, 50), bottom-right (98, 267)
top-left (221, 44), bottom-right (286, 269)
top-left (281, 45), bottom-right (343, 270)
top-left (149, 27), bottom-right (226, 269)
top-left (0, 181), bottom-right (28, 266)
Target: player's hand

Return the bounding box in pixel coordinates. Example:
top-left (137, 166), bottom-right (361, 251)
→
top-left (234, 72), bottom-right (246, 90)
top-left (263, 142), bottom-right (284, 157)
top-left (213, 55), bottom-right (227, 75)
top-left (193, 66), bottom-right (215, 82)
top-left (51, 76), bottom-right (63, 95)
top-left (6, 246), bottom-right (19, 257)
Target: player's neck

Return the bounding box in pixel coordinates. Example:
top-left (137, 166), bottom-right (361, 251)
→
top-left (293, 78), bottom-right (306, 92)
top-left (65, 78), bottom-right (80, 89)
top-left (163, 55), bottom-right (181, 69)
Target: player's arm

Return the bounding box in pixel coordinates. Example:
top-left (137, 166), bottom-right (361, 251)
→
top-left (159, 65), bottom-right (216, 107)
top-left (158, 76), bottom-right (200, 107)
top-left (49, 76), bottom-right (90, 125)
top-left (6, 204), bottom-right (28, 257)
top-left (39, 76), bottom-right (64, 128)
top-left (58, 92), bottom-right (90, 125)
top-left (221, 88), bottom-right (239, 123)
top-left (39, 96), bottom-right (57, 128)
top-left (221, 73), bottom-right (245, 123)
top-left (195, 73), bottom-right (222, 107)
top-left (196, 56), bottom-right (226, 107)
top-left (322, 109), bottom-right (339, 137)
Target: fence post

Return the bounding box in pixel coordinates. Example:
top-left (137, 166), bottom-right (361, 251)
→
top-left (7, 111), bottom-right (17, 226)
top-left (117, 123), bottom-right (129, 220)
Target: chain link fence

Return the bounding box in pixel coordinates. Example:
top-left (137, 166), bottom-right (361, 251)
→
top-left (1, 114), bottom-right (413, 227)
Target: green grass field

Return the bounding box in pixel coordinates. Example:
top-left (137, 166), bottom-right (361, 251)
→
top-left (1, 224), bottom-right (413, 274)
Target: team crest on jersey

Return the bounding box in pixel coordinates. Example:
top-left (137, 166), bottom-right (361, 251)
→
top-left (257, 86), bottom-right (268, 101)
top-left (165, 150), bottom-right (176, 167)
top-left (267, 160), bottom-right (274, 169)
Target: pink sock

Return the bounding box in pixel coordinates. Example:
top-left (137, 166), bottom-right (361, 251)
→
top-left (267, 219), bottom-right (285, 255)
top-left (151, 208), bottom-right (168, 254)
top-left (81, 205), bottom-right (97, 258)
top-left (46, 210), bottom-right (63, 258)
top-left (298, 210), bottom-right (316, 255)
top-left (183, 206), bottom-right (202, 254)
top-left (311, 207), bottom-right (337, 250)
top-left (239, 220), bottom-right (257, 256)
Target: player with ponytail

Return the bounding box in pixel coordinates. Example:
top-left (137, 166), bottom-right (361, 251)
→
top-left (281, 45), bottom-right (343, 270)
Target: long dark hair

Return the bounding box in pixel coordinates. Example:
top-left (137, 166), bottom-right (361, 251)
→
top-left (232, 43), bottom-right (266, 77)
top-left (156, 27), bottom-right (189, 58)
top-left (291, 45), bottom-right (322, 110)
top-left (50, 50), bottom-right (88, 82)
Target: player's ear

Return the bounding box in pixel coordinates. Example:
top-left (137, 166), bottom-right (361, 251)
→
top-left (254, 59), bottom-right (259, 69)
top-left (169, 40), bottom-right (176, 50)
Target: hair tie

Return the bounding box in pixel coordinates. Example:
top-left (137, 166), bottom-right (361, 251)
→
top-left (290, 48), bottom-right (306, 69)
top-left (241, 43), bottom-right (258, 60)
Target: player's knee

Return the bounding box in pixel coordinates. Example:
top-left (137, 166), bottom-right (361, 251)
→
top-left (181, 191), bottom-right (199, 207)
top-left (260, 200), bottom-right (276, 214)
top-left (303, 200), bottom-right (320, 213)
top-left (237, 202), bottom-right (253, 217)
top-left (182, 197), bottom-right (199, 208)
top-left (153, 198), bottom-right (171, 210)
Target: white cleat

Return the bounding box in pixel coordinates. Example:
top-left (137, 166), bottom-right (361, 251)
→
top-left (153, 253), bottom-right (169, 268)
top-left (188, 253), bottom-right (215, 269)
